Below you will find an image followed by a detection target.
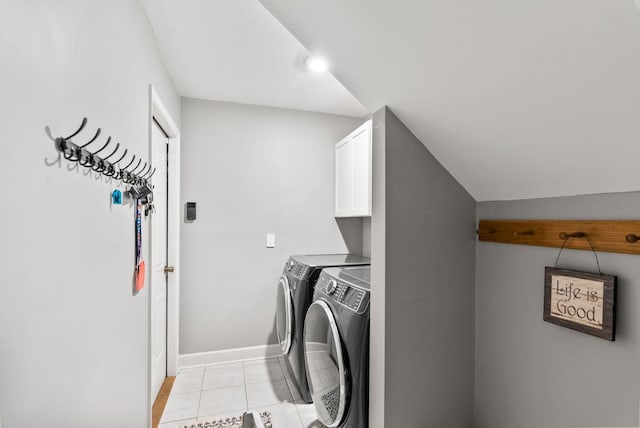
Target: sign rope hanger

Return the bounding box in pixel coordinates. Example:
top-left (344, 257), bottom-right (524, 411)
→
top-left (553, 232), bottom-right (602, 274)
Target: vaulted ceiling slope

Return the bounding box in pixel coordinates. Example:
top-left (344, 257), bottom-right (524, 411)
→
top-left (259, 0), bottom-right (640, 201)
top-left (140, 0), bottom-right (367, 118)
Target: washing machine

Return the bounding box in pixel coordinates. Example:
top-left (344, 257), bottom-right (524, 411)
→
top-left (303, 266), bottom-right (370, 428)
top-left (276, 255), bottom-right (370, 403)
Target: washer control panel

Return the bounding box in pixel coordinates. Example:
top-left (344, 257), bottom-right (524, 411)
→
top-left (316, 274), bottom-right (369, 314)
top-left (341, 286), bottom-right (365, 311)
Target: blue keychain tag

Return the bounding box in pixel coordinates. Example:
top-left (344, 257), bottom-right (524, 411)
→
top-left (112, 189), bottom-right (122, 205)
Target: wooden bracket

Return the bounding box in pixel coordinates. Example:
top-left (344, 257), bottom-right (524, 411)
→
top-left (477, 220), bottom-right (640, 255)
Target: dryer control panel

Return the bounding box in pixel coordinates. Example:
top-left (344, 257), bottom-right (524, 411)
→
top-left (316, 274), bottom-right (370, 314)
top-left (284, 259), bottom-right (307, 278)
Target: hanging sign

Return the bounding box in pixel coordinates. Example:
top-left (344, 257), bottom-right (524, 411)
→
top-left (544, 267), bottom-right (616, 341)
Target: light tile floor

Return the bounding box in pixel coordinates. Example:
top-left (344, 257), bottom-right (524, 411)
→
top-left (159, 356), bottom-right (325, 428)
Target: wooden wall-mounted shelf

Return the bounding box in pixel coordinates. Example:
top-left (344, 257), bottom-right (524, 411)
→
top-left (477, 220), bottom-right (640, 255)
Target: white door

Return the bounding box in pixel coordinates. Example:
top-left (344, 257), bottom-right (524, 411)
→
top-left (350, 125), bottom-right (371, 215)
top-left (150, 119), bottom-right (169, 402)
top-left (335, 137), bottom-right (353, 216)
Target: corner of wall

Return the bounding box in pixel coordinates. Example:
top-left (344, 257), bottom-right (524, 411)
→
top-left (382, 107), bottom-right (475, 427)
top-left (368, 105), bottom-right (387, 428)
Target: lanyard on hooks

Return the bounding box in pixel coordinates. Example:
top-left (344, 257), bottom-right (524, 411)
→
top-left (135, 199), bottom-right (146, 292)
top-left (136, 199), bottom-right (142, 266)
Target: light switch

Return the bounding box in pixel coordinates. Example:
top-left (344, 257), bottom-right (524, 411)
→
top-left (266, 233), bottom-right (275, 248)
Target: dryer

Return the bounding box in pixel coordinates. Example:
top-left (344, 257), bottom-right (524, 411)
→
top-left (276, 255), bottom-right (369, 403)
top-left (303, 266), bottom-right (370, 428)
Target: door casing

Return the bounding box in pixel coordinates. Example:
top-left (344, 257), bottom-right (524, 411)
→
top-left (147, 85), bottom-right (181, 427)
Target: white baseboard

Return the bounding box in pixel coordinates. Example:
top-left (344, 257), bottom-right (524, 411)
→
top-left (179, 344), bottom-right (283, 369)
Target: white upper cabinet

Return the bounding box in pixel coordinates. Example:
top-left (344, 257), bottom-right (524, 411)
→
top-left (335, 120), bottom-right (372, 217)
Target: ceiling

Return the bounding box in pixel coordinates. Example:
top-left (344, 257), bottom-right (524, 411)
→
top-left (258, 0), bottom-right (640, 201)
top-left (140, 0), bottom-right (367, 118)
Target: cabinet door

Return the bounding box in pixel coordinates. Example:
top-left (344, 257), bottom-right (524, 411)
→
top-left (350, 124), bottom-right (372, 215)
top-left (335, 120), bottom-right (372, 217)
top-left (335, 137), bottom-right (354, 216)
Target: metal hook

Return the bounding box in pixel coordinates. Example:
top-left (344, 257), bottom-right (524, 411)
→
top-left (112, 148), bottom-right (128, 165)
top-left (121, 158), bottom-right (141, 183)
top-left (101, 142), bottom-right (120, 162)
top-left (116, 154), bottom-right (136, 181)
top-left (131, 161), bottom-right (147, 175)
top-left (135, 165), bottom-right (150, 185)
top-left (103, 163), bottom-right (117, 177)
top-left (92, 159), bottom-right (107, 173)
top-left (142, 165), bottom-right (156, 180)
top-left (58, 139), bottom-right (81, 162)
top-left (81, 154), bottom-right (97, 168)
top-left (138, 163), bottom-right (152, 177)
top-left (79, 136), bottom-right (111, 168)
top-left (91, 136), bottom-right (111, 156)
top-left (127, 159), bottom-right (142, 173)
top-left (92, 144), bottom-right (119, 173)
top-left (120, 154), bottom-right (137, 171)
top-left (78, 128), bottom-right (102, 148)
top-left (64, 117), bottom-right (87, 140)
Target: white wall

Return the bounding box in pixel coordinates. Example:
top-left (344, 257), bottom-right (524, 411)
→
top-left (0, 1), bottom-right (179, 426)
top-left (179, 98), bottom-right (364, 354)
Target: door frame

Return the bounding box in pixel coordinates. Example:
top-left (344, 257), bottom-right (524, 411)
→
top-left (147, 85), bottom-right (181, 421)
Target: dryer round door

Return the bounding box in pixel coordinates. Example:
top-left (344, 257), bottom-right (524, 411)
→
top-left (303, 300), bottom-right (348, 428)
top-left (276, 275), bottom-right (293, 354)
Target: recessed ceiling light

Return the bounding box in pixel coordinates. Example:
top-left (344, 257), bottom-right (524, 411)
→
top-left (305, 55), bottom-right (328, 73)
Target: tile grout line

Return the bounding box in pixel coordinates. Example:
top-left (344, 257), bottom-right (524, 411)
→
top-left (287, 360), bottom-right (306, 428)
top-left (281, 357), bottom-right (315, 428)
top-left (186, 357), bottom-right (303, 425)
top-left (242, 361), bottom-right (250, 413)
top-left (294, 403), bottom-right (306, 428)
top-left (280, 358), bottom-right (295, 403)
top-left (199, 363), bottom-right (248, 420)
top-left (195, 366), bottom-right (206, 420)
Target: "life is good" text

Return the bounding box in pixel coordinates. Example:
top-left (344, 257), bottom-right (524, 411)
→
top-left (550, 274), bottom-right (603, 330)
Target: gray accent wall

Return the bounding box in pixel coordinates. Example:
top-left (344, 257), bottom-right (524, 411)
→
top-left (0, 1), bottom-right (180, 427)
top-left (370, 108), bottom-right (476, 427)
top-left (476, 193), bottom-right (640, 428)
top-left (179, 98), bottom-right (364, 354)
top-left (369, 107), bottom-right (387, 428)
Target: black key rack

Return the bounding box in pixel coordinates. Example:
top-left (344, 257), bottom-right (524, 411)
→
top-left (53, 117), bottom-right (155, 201)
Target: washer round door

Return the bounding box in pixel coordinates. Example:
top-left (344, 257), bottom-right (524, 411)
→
top-left (276, 275), bottom-right (293, 354)
top-left (303, 300), bottom-right (348, 428)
